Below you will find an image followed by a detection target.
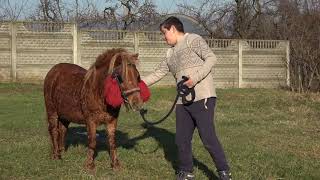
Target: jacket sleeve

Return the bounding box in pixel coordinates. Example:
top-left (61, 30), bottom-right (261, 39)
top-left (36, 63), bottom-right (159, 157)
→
top-left (141, 50), bottom-right (170, 86)
top-left (188, 36), bottom-right (217, 85)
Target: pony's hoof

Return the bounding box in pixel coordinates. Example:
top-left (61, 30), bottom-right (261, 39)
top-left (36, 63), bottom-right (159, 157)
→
top-left (111, 161), bottom-right (122, 171)
top-left (59, 147), bottom-right (66, 152)
top-left (51, 154), bottom-right (62, 160)
top-left (84, 162), bottom-right (96, 174)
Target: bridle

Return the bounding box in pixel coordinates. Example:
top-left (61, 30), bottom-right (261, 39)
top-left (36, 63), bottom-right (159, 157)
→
top-left (111, 63), bottom-right (141, 107)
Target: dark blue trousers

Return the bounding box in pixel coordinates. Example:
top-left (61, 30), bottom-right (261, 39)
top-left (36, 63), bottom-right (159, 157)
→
top-left (175, 97), bottom-right (229, 172)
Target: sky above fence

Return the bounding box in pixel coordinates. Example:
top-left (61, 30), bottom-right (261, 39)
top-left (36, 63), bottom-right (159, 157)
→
top-left (7, 0), bottom-right (183, 19)
top-left (6, 0), bottom-right (231, 20)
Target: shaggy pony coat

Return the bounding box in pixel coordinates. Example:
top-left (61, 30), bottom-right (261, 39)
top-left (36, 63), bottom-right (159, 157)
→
top-left (43, 48), bottom-right (143, 171)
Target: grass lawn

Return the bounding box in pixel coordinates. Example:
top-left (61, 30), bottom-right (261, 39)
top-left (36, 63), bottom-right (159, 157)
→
top-left (0, 83), bottom-right (319, 180)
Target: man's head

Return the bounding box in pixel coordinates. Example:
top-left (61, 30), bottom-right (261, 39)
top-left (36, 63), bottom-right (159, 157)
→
top-left (160, 16), bottom-right (185, 46)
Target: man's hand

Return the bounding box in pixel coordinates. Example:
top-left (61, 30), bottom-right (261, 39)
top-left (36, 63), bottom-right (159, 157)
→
top-left (183, 78), bottom-right (194, 88)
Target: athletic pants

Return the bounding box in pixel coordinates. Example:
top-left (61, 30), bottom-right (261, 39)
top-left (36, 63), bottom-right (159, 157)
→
top-left (175, 97), bottom-right (229, 172)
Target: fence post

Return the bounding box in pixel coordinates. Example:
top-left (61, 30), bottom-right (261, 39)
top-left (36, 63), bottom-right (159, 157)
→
top-left (72, 23), bottom-right (78, 65)
top-left (134, 32), bottom-right (139, 54)
top-left (133, 32), bottom-right (140, 70)
top-left (10, 22), bottom-right (17, 82)
top-left (238, 40), bottom-right (243, 88)
top-left (286, 41), bottom-right (290, 87)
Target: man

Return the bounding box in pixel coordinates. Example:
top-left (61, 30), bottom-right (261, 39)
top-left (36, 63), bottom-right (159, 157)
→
top-left (142, 16), bottom-right (231, 180)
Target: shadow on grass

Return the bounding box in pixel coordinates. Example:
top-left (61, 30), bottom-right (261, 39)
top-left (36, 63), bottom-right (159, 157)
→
top-left (65, 123), bottom-right (218, 180)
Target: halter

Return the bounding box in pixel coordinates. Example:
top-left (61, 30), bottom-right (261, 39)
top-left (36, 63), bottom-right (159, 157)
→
top-left (108, 50), bottom-right (140, 106)
top-left (111, 70), bottom-right (140, 105)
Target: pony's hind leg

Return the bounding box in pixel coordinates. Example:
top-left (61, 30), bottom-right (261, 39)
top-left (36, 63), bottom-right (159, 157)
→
top-left (47, 113), bottom-right (61, 159)
top-left (58, 118), bottom-right (70, 154)
top-left (106, 118), bottom-right (121, 170)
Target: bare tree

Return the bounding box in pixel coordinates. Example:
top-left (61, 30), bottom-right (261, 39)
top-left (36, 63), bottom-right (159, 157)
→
top-left (177, 0), bottom-right (320, 92)
top-left (229, 0), bottom-right (277, 38)
top-left (272, 0), bottom-right (320, 92)
top-left (135, 0), bottom-right (160, 30)
top-left (25, 0), bottom-right (160, 30)
top-left (176, 0), bottom-right (274, 38)
top-left (177, 0), bottom-right (231, 38)
top-left (0, 0), bottom-right (29, 21)
top-left (39, 0), bottom-right (65, 21)
top-left (103, 0), bottom-right (159, 30)
top-left (67, 0), bottom-right (102, 28)
top-left (27, 0), bottom-right (66, 21)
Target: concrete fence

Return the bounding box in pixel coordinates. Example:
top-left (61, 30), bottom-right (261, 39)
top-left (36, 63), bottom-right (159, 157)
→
top-left (0, 21), bottom-right (290, 88)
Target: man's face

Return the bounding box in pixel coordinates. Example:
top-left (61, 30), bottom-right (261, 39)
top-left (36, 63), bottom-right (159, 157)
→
top-left (160, 26), bottom-right (177, 46)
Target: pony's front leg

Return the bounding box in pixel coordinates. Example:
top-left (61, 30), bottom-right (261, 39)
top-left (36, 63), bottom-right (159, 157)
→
top-left (106, 118), bottom-right (121, 170)
top-left (47, 113), bottom-right (61, 159)
top-left (84, 120), bottom-right (97, 171)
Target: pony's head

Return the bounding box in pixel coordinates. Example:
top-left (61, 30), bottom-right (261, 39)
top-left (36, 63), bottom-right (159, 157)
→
top-left (106, 51), bottom-right (144, 111)
top-left (106, 52), bottom-right (143, 110)
top-left (83, 48), bottom-right (149, 111)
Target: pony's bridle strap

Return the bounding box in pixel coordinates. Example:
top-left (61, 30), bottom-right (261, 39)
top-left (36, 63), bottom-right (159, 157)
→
top-left (113, 73), bottom-right (140, 103)
top-left (124, 87), bottom-right (140, 95)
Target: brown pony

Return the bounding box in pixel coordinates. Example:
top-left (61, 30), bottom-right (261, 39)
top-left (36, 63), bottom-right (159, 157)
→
top-left (43, 48), bottom-right (143, 171)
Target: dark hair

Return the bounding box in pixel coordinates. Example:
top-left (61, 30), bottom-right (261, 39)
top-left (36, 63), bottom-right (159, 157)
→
top-left (160, 16), bottom-right (184, 33)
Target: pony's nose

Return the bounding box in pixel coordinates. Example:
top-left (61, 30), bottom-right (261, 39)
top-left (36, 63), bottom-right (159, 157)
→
top-left (132, 101), bottom-right (143, 111)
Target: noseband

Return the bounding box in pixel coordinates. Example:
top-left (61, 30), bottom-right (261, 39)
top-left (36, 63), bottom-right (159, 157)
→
top-left (111, 71), bottom-right (140, 104)
top-left (105, 60), bottom-right (150, 109)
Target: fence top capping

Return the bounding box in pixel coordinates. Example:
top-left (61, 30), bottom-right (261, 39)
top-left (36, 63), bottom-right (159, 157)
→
top-left (0, 20), bottom-right (74, 24)
top-left (0, 21), bottom-right (289, 42)
top-left (245, 39), bottom-right (289, 42)
top-left (81, 29), bottom-right (134, 33)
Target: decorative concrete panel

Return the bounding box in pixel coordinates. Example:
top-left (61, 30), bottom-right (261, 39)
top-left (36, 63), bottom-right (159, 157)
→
top-left (0, 67), bottom-right (11, 82)
top-left (17, 35), bottom-right (73, 49)
top-left (0, 52), bottom-right (11, 65)
top-left (243, 55), bottom-right (285, 65)
top-left (242, 66), bottom-right (287, 80)
top-left (17, 53), bottom-right (72, 65)
top-left (0, 22), bottom-right (289, 88)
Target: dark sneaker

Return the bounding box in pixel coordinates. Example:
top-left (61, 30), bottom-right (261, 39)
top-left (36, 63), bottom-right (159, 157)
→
top-left (176, 171), bottom-right (195, 180)
top-left (218, 170), bottom-right (232, 180)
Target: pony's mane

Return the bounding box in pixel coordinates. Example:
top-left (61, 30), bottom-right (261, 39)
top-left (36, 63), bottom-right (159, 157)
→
top-left (83, 48), bottom-right (127, 84)
top-left (95, 48), bottom-right (128, 69)
top-left (82, 48), bottom-right (137, 94)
